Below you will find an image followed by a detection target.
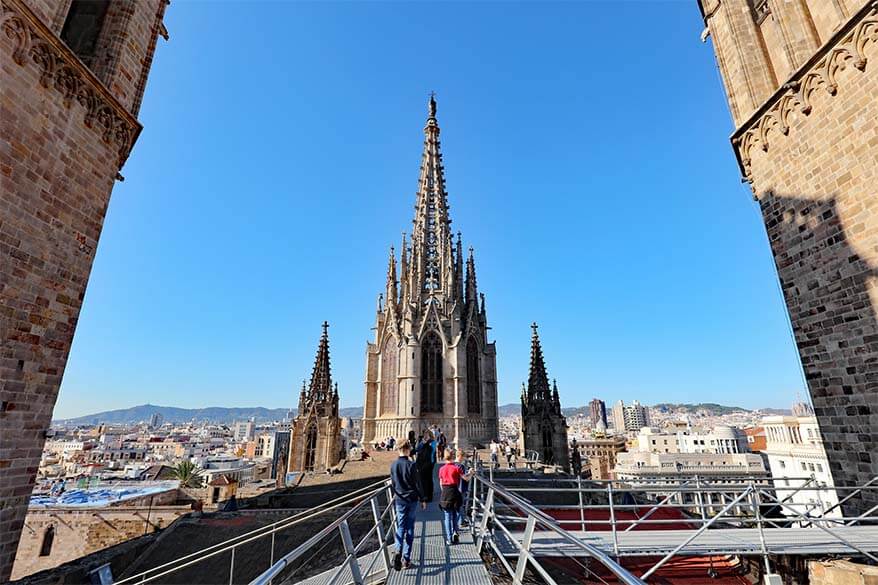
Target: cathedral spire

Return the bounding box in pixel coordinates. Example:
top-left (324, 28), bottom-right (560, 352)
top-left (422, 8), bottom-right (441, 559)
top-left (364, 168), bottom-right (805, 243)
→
top-left (455, 233), bottom-right (464, 301)
top-left (410, 93), bottom-right (453, 298)
top-left (465, 247), bottom-right (478, 303)
top-left (527, 322), bottom-right (551, 403)
top-left (309, 321), bottom-right (332, 402)
top-left (385, 246), bottom-right (398, 308)
top-left (400, 233), bottom-right (409, 302)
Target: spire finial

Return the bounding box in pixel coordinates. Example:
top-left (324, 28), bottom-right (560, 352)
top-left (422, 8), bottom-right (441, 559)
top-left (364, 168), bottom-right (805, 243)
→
top-left (322, 320), bottom-right (329, 335)
top-left (428, 91), bottom-right (437, 118)
top-left (531, 322), bottom-right (539, 334)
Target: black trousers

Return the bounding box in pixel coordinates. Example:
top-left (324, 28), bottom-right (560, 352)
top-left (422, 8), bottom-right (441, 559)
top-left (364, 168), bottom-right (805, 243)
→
top-left (418, 464), bottom-right (434, 502)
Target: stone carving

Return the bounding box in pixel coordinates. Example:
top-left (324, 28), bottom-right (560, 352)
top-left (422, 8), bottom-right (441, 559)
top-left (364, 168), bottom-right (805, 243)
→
top-left (733, 3), bottom-right (878, 180)
top-left (1, 0), bottom-right (140, 168)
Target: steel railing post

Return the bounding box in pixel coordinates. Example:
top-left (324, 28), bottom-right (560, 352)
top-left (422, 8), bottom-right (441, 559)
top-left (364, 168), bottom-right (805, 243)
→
top-left (513, 516), bottom-right (537, 585)
top-left (338, 520), bottom-right (364, 585)
top-left (268, 531), bottom-right (275, 585)
top-left (694, 475), bottom-right (707, 526)
top-left (229, 546), bottom-right (235, 585)
top-left (577, 475), bottom-right (585, 532)
top-left (749, 482), bottom-right (771, 574)
top-left (476, 488), bottom-right (495, 553)
top-left (370, 495), bottom-right (391, 576)
top-left (608, 483), bottom-right (619, 559)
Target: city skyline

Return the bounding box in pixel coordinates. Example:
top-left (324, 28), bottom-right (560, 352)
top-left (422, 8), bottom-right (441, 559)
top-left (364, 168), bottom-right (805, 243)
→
top-left (53, 2), bottom-right (807, 419)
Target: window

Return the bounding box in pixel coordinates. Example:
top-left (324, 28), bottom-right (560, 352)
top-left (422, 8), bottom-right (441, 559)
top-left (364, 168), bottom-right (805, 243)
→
top-left (380, 337), bottom-right (398, 416)
top-left (303, 424), bottom-right (318, 472)
top-left (420, 332), bottom-right (443, 413)
top-left (60, 0), bottom-right (110, 67)
top-left (466, 337), bottom-right (481, 414)
top-left (749, 0), bottom-right (770, 24)
top-left (39, 526), bottom-right (55, 557)
top-left (808, 463), bottom-right (815, 472)
top-left (801, 462), bottom-right (807, 471)
top-left (816, 463), bottom-right (823, 473)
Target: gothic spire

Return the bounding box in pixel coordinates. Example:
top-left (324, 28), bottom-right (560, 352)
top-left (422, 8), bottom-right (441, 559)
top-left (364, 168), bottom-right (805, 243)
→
top-left (527, 322), bottom-right (551, 403)
top-left (409, 94), bottom-right (453, 299)
top-left (309, 321), bottom-right (332, 402)
top-left (385, 246), bottom-right (398, 308)
top-left (400, 233), bottom-right (408, 302)
top-left (465, 247), bottom-right (478, 303)
top-left (455, 232), bottom-right (464, 301)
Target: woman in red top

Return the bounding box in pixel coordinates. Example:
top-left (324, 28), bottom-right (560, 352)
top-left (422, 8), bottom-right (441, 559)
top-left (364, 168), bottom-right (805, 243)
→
top-left (438, 449), bottom-right (472, 545)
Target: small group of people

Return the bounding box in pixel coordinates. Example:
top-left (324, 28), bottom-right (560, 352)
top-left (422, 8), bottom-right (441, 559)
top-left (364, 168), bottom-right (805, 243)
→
top-left (372, 435), bottom-right (396, 451)
top-left (489, 438), bottom-right (519, 469)
top-left (389, 429), bottom-right (473, 571)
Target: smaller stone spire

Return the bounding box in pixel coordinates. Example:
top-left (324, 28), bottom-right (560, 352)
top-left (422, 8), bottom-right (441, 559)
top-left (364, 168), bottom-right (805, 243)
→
top-left (527, 322), bottom-right (551, 403)
top-left (309, 321), bottom-right (332, 402)
top-left (385, 246), bottom-right (398, 308)
top-left (455, 232), bottom-right (464, 301)
top-left (400, 233), bottom-right (409, 302)
top-left (428, 91), bottom-right (437, 119)
top-left (465, 247), bottom-right (478, 303)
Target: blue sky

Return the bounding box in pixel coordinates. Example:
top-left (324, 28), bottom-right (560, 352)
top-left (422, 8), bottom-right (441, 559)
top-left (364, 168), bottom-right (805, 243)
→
top-left (54, 1), bottom-right (807, 419)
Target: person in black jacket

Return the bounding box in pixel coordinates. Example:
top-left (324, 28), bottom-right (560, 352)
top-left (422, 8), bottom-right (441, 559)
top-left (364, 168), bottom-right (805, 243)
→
top-left (390, 441), bottom-right (425, 571)
top-left (414, 430), bottom-right (436, 503)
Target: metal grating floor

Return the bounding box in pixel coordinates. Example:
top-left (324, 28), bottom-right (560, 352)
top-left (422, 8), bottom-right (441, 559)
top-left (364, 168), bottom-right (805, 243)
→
top-left (385, 499), bottom-right (493, 585)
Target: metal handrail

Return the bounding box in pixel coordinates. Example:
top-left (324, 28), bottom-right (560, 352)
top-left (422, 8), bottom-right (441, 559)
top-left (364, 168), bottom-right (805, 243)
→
top-left (117, 478), bottom-right (390, 585)
top-left (472, 471), bottom-right (646, 585)
top-left (249, 479), bottom-right (393, 585)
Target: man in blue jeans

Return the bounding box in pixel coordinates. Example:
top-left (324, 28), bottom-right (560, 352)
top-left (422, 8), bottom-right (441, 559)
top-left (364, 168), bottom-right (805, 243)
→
top-left (390, 441), bottom-right (426, 571)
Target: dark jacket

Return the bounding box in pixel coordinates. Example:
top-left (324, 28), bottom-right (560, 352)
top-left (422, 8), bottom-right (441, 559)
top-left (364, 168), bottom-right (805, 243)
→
top-left (390, 456), bottom-right (423, 503)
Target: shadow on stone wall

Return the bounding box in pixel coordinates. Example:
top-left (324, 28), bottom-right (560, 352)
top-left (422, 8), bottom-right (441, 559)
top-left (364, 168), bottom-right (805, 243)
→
top-left (760, 192), bottom-right (878, 516)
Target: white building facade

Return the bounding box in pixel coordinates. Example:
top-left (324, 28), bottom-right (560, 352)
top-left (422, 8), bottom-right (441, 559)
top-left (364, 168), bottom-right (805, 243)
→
top-left (761, 415), bottom-right (840, 519)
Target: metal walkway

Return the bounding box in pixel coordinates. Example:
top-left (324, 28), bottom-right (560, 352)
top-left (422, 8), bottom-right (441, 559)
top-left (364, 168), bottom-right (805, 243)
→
top-left (384, 497), bottom-right (492, 585)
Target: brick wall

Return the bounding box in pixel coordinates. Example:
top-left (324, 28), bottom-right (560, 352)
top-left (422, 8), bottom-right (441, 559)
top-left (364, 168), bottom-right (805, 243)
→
top-left (0, 0), bottom-right (167, 580)
top-left (700, 0), bottom-right (878, 516)
top-left (11, 506), bottom-right (188, 581)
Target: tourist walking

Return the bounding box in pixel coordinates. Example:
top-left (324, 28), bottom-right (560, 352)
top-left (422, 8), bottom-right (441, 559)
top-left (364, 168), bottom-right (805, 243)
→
top-left (389, 441), bottom-right (426, 571)
top-left (455, 449), bottom-right (471, 528)
top-left (438, 449), bottom-right (473, 545)
top-left (437, 430), bottom-right (447, 460)
top-left (415, 429), bottom-right (435, 502)
top-left (489, 439), bottom-right (499, 469)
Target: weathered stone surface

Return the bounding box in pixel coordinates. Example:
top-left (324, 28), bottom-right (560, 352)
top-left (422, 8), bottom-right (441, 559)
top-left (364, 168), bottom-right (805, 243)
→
top-left (0, 0), bottom-right (167, 580)
top-left (699, 0), bottom-right (878, 516)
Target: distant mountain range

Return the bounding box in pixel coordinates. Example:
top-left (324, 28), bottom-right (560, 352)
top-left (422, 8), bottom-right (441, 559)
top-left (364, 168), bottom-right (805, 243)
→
top-left (54, 404), bottom-right (364, 426)
top-left (56, 401), bottom-right (789, 426)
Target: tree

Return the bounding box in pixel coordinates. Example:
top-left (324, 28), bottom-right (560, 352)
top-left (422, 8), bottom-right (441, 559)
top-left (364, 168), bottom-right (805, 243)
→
top-left (171, 460), bottom-right (203, 488)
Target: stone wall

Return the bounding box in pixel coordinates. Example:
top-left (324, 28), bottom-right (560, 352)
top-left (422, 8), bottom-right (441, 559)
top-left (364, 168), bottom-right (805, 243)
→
top-left (809, 559), bottom-right (878, 585)
top-left (11, 505), bottom-right (189, 581)
top-left (700, 0), bottom-right (878, 516)
top-left (0, 0), bottom-right (167, 580)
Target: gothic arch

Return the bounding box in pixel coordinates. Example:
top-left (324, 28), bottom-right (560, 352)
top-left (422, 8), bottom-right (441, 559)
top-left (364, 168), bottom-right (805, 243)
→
top-left (421, 331), bottom-right (443, 413)
top-left (466, 336), bottom-right (481, 414)
top-left (380, 336), bottom-right (399, 416)
top-left (303, 423), bottom-right (318, 472)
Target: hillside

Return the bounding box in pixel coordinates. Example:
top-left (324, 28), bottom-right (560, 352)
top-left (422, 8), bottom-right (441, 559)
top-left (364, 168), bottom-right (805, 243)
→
top-left (55, 404), bottom-right (364, 426)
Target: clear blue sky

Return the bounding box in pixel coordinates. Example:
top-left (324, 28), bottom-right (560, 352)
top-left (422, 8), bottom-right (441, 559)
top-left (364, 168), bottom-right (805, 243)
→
top-left (54, 1), bottom-right (808, 419)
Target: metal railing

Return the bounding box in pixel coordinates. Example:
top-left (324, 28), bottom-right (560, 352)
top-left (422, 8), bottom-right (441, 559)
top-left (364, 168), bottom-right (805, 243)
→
top-left (115, 478), bottom-right (393, 585)
top-left (470, 469), bottom-right (878, 582)
top-left (469, 471), bottom-right (646, 585)
top-left (249, 479), bottom-right (395, 585)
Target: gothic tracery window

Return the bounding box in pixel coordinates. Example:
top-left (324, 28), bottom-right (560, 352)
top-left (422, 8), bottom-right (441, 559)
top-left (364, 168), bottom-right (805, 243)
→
top-left (380, 337), bottom-right (398, 416)
top-left (60, 0), bottom-right (110, 67)
top-left (420, 332), bottom-right (443, 413)
top-left (304, 424), bottom-right (318, 472)
top-left (466, 337), bottom-right (481, 414)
